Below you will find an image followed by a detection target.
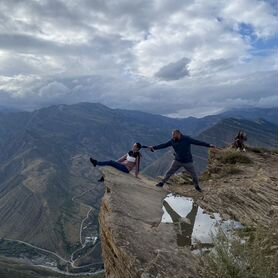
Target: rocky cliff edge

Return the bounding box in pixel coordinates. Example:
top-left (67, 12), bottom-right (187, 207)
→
top-left (99, 148), bottom-right (278, 278)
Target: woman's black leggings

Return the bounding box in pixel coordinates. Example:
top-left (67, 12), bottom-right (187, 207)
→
top-left (96, 160), bottom-right (129, 173)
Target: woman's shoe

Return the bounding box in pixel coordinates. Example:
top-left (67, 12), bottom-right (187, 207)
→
top-left (90, 157), bottom-right (97, 167)
top-left (98, 176), bottom-right (105, 182)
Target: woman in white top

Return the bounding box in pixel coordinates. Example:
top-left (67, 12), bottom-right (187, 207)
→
top-left (90, 143), bottom-right (142, 178)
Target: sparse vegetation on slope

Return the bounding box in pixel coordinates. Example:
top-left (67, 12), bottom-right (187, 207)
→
top-left (200, 221), bottom-right (278, 278)
top-left (248, 146), bottom-right (278, 155)
top-left (218, 151), bottom-right (253, 164)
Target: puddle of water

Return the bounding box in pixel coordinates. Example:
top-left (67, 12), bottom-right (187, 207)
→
top-left (161, 193), bottom-right (243, 248)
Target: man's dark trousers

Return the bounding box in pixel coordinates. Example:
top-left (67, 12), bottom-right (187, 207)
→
top-left (161, 160), bottom-right (199, 187)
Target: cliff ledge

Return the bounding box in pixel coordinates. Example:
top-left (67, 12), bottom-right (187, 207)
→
top-left (99, 168), bottom-right (199, 278)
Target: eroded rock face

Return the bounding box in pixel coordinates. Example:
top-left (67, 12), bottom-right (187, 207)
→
top-left (99, 169), bottom-right (199, 278)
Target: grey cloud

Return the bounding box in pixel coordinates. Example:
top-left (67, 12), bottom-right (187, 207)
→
top-left (0, 54), bottom-right (39, 75)
top-left (0, 0), bottom-right (155, 38)
top-left (0, 33), bottom-right (58, 53)
top-left (0, 0), bottom-right (87, 30)
top-left (204, 58), bottom-right (234, 72)
top-left (155, 58), bottom-right (190, 81)
top-left (81, 0), bottom-right (156, 31)
top-left (0, 33), bottom-right (132, 56)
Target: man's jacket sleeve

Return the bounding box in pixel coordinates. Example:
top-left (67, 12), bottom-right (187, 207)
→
top-left (189, 137), bottom-right (210, 147)
top-left (153, 140), bottom-right (172, 150)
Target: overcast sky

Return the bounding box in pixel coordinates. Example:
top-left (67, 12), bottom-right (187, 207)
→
top-left (0, 0), bottom-right (277, 117)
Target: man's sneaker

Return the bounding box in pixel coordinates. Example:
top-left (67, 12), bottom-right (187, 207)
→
top-left (98, 176), bottom-right (105, 182)
top-left (90, 157), bottom-right (97, 167)
top-left (195, 185), bottom-right (202, 192)
top-left (156, 182), bottom-right (164, 187)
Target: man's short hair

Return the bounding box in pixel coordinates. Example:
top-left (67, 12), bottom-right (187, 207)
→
top-left (172, 129), bottom-right (182, 134)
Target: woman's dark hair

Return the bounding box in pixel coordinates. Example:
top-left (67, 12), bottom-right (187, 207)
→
top-left (128, 143), bottom-right (142, 158)
top-left (135, 142), bottom-right (142, 149)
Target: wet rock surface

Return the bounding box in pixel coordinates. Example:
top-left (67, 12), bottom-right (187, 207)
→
top-left (161, 194), bottom-right (242, 249)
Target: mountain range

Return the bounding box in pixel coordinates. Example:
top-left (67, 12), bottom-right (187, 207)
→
top-left (0, 103), bottom-right (277, 274)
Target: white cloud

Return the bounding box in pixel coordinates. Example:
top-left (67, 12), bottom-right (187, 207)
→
top-left (39, 81), bottom-right (69, 98)
top-left (222, 0), bottom-right (277, 39)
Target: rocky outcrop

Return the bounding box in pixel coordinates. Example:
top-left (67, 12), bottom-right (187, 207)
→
top-left (99, 148), bottom-right (278, 278)
top-left (99, 169), bottom-right (199, 278)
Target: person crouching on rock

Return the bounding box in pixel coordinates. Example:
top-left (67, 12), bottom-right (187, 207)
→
top-left (233, 131), bottom-right (247, 152)
top-left (90, 143), bottom-right (142, 180)
top-left (146, 130), bottom-right (216, 192)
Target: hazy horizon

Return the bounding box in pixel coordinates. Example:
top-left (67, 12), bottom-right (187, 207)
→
top-left (1, 101), bottom-right (277, 120)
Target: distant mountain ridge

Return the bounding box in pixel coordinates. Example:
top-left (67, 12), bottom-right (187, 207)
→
top-left (220, 107), bottom-right (278, 125)
top-left (115, 106), bottom-right (277, 135)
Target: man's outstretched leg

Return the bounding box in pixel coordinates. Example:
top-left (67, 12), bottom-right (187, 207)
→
top-left (156, 160), bottom-right (182, 187)
top-left (183, 163), bottom-right (202, 192)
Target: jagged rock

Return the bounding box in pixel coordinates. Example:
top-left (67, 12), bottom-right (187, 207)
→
top-left (268, 205), bottom-right (278, 217)
top-left (270, 245), bottom-right (278, 251)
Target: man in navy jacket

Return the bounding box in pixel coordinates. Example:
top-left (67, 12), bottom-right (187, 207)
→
top-left (148, 130), bottom-right (215, 192)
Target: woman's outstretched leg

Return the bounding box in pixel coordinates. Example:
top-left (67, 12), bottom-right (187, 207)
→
top-left (90, 158), bottom-right (129, 173)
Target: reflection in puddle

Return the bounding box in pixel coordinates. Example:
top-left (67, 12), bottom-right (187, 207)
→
top-left (161, 194), bottom-right (243, 249)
